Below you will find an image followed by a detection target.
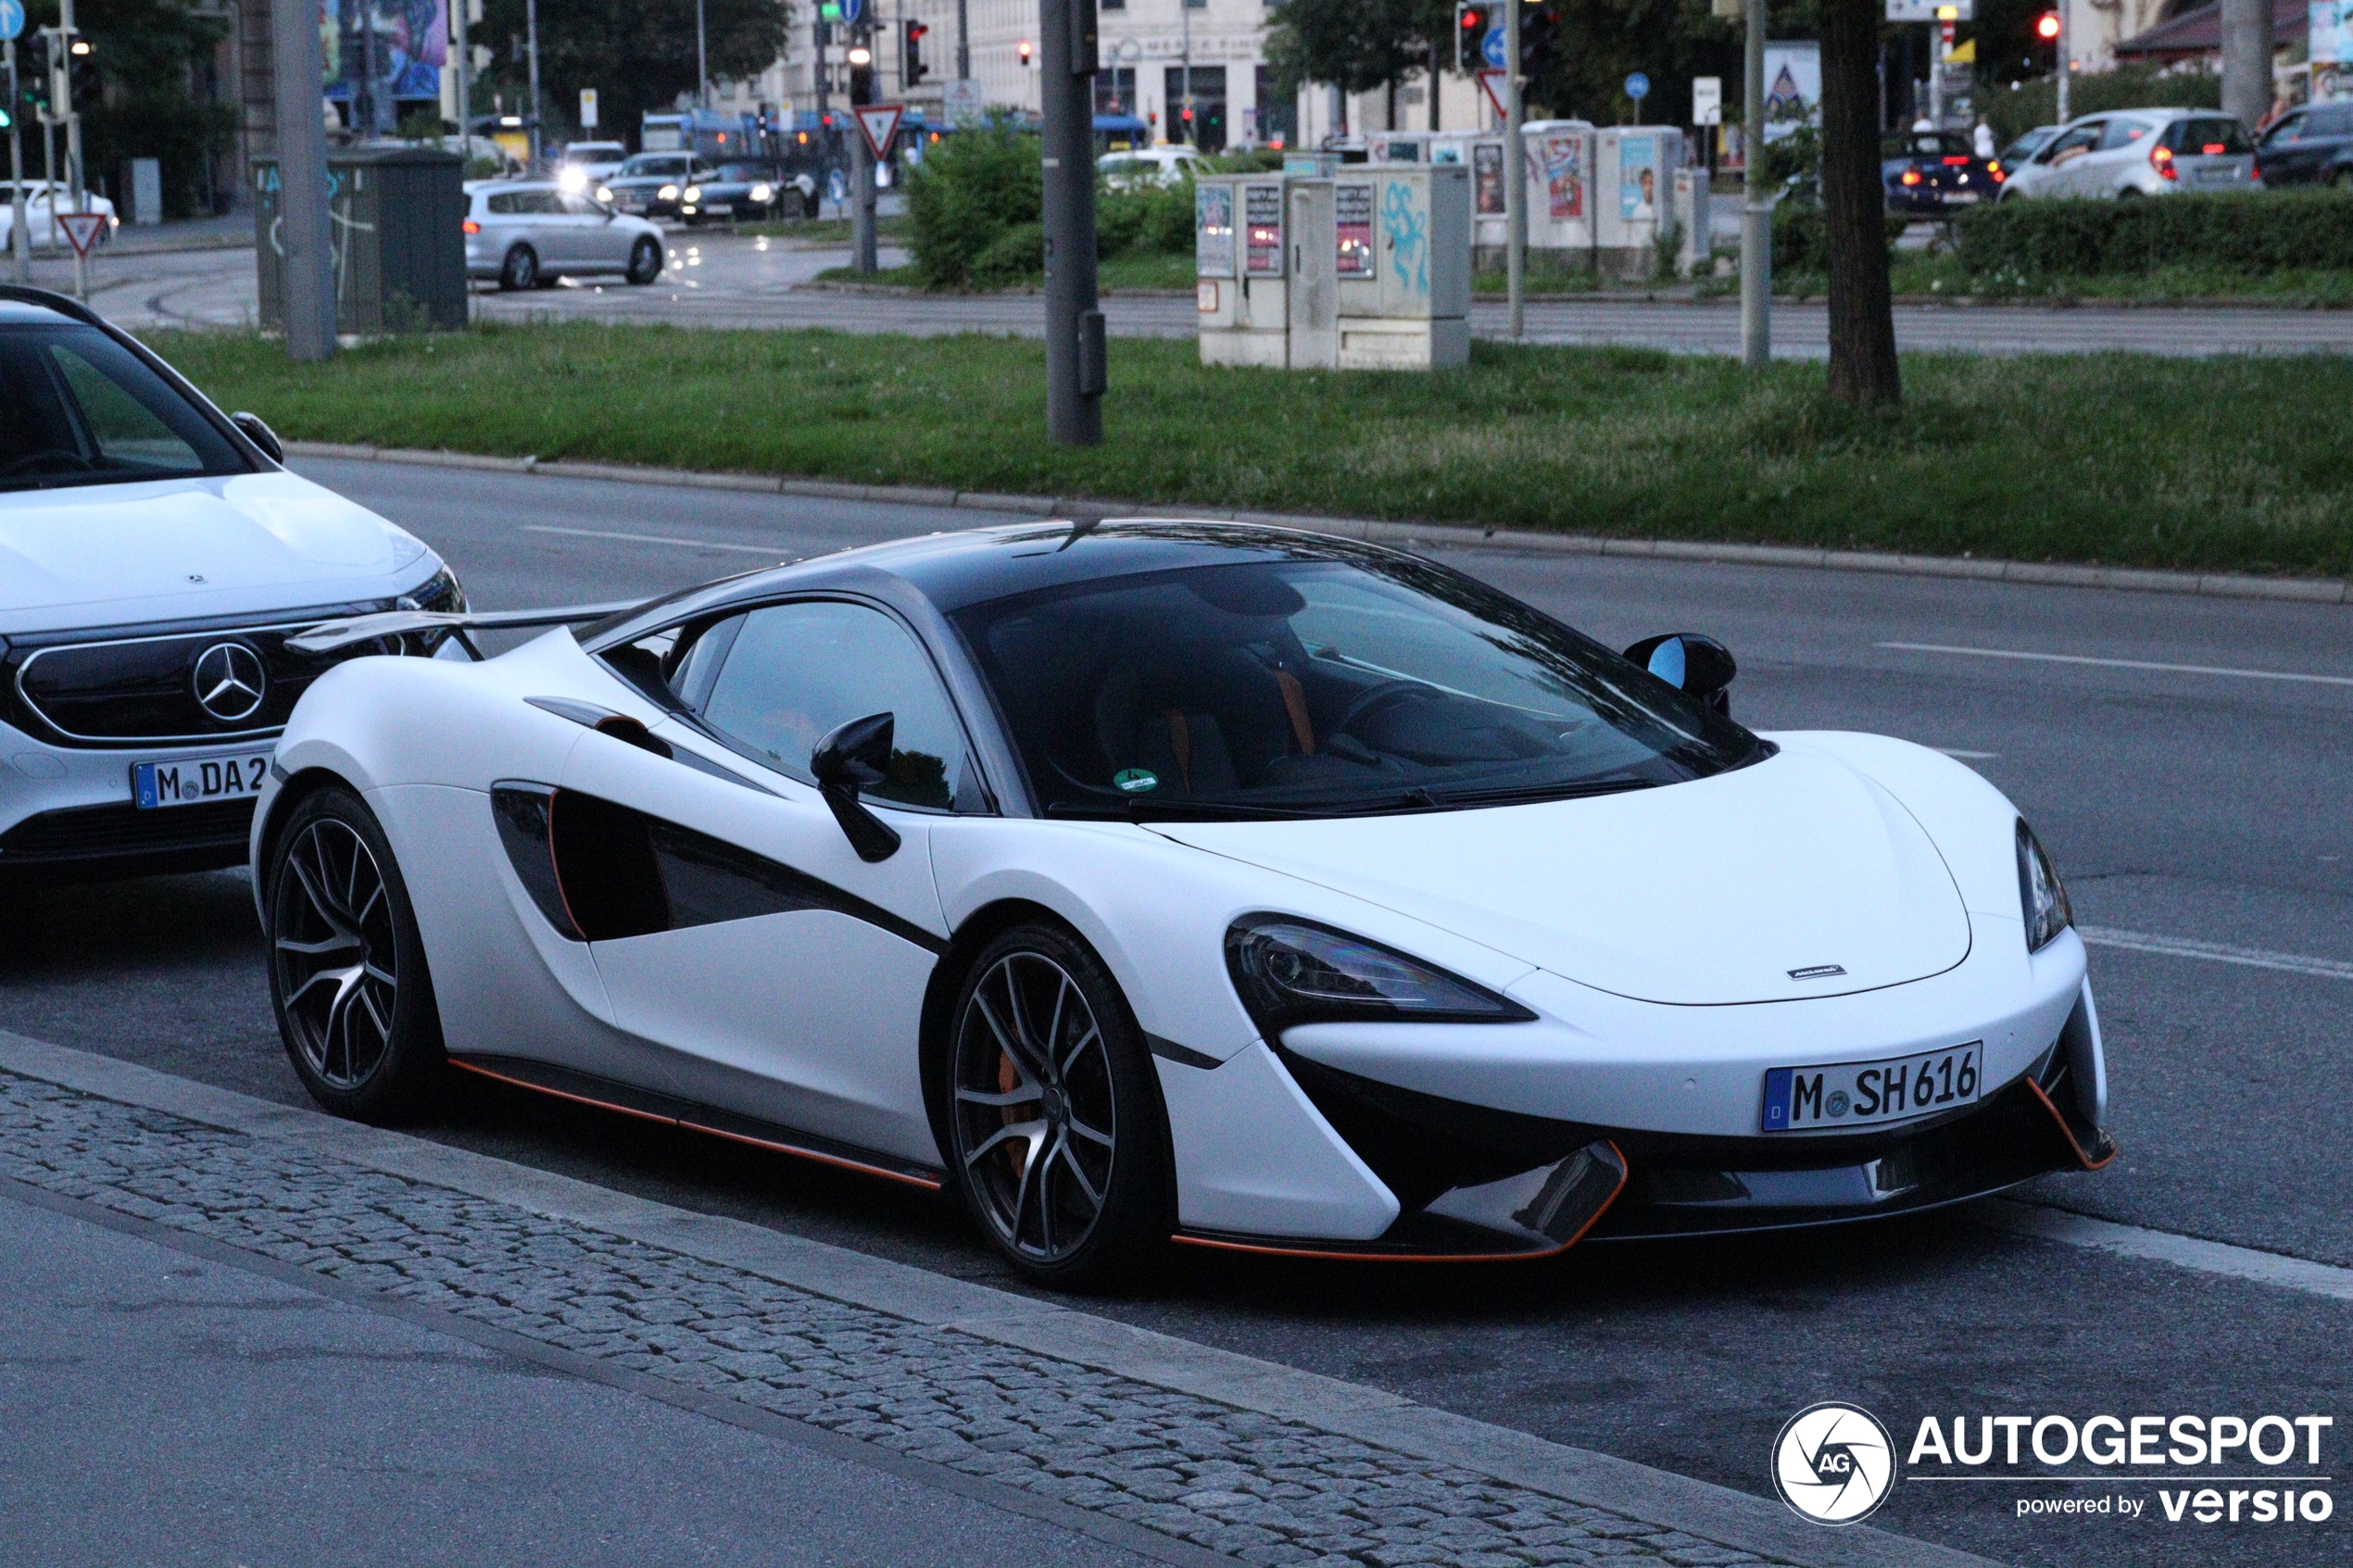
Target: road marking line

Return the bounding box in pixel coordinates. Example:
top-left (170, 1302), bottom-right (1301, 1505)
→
top-left (1880, 642), bottom-right (2353, 687)
top-left (2077, 924), bottom-right (2353, 981)
top-left (523, 524), bottom-right (786, 556)
top-left (1990, 1203), bottom-right (2353, 1304)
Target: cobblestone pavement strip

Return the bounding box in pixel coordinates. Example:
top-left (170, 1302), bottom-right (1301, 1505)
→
top-left (0, 1071), bottom-right (1767, 1568)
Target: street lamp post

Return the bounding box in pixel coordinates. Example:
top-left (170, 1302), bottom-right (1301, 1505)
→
top-left (1740, 0), bottom-right (1770, 367)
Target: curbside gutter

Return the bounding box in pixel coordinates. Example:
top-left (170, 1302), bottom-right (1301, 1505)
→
top-left (0, 1028), bottom-right (1999, 1568)
top-left (285, 440), bottom-right (2351, 607)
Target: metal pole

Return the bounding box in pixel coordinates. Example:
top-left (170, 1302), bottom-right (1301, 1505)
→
top-left (955, 0), bottom-right (968, 81)
top-left (6, 42), bottom-right (27, 285)
top-left (850, 23), bottom-right (875, 270)
top-left (58, 0), bottom-right (85, 300)
top-left (696, 0), bottom-right (708, 109)
top-left (1039, 0), bottom-right (1101, 445)
top-left (1739, 0), bottom-right (1769, 368)
top-left (272, 0), bottom-right (336, 358)
top-left (1179, 0), bottom-right (1190, 146)
top-left (526, 0), bottom-right (542, 163)
top-left (2056, 0), bottom-right (2071, 123)
top-left (1504, 0), bottom-right (1524, 338)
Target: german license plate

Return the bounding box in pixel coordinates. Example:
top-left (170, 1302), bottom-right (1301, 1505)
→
top-left (132, 752), bottom-right (271, 809)
top-left (1944, 190), bottom-right (1980, 204)
top-left (1761, 1043), bottom-right (1982, 1133)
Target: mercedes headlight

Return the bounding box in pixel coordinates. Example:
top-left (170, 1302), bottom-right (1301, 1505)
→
top-left (397, 564), bottom-right (468, 614)
top-left (1225, 916), bottom-right (1535, 1036)
top-left (2016, 820), bottom-right (2072, 952)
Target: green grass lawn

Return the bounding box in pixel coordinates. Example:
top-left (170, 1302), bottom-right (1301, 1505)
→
top-left (150, 324), bottom-right (2353, 578)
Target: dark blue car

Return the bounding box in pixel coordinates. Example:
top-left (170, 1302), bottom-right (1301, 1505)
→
top-left (1882, 131), bottom-right (2003, 217)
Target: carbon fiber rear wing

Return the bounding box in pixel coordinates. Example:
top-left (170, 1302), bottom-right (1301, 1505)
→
top-left (286, 601), bottom-right (641, 659)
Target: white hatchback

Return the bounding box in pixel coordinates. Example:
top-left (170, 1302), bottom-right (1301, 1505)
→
top-left (1999, 108), bottom-right (2259, 201)
top-left (0, 284), bottom-right (460, 887)
top-left (463, 180), bottom-right (664, 291)
top-left (1099, 146), bottom-right (1207, 190)
top-left (0, 182), bottom-right (120, 250)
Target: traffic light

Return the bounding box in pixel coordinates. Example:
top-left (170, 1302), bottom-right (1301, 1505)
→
top-left (2034, 11), bottom-right (2060, 41)
top-left (848, 38), bottom-right (875, 106)
top-left (1018, 39), bottom-right (1034, 67)
top-left (903, 19), bottom-right (928, 86)
top-left (1453, 3), bottom-right (1489, 74)
top-left (1523, 3), bottom-right (1558, 82)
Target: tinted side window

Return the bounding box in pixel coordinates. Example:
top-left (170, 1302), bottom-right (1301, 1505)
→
top-left (700, 601), bottom-right (975, 811)
top-left (2174, 118), bottom-right (2254, 155)
top-left (487, 192), bottom-right (522, 214)
top-left (2095, 119), bottom-right (2150, 151)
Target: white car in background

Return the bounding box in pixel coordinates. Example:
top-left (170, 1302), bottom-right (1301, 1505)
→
top-left (463, 180), bottom-right (664, 291)
top-left (0, 182), bottom-right (120, 250)
top-left (252, 521), bottom-right (2113, 1290)
top-left (1099, 145), bottom-right (1207, 190)
top-left (556, 141), bottom-right (630, 194)
top-left (1998, 108), bottom-right (2259, 200)
top-left (0, 284), bottom-right (461, 887)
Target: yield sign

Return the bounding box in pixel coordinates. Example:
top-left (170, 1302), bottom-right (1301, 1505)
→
top-left (855, 103), bottom-right (905, 160)
top-left (1477, 69), bottom-right (1511, 123)
top-left (57, 210), bottom-right (108, 258)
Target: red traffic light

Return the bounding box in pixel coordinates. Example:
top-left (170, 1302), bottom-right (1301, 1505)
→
top-left (1460, 5), bottom-right (1487, 29)
top-left (1017, 39), bottom-right (1033, 64)
top-left (2034, 11), bottom-right (2061, 39)
top-left (908, 19), bottom-right (926, 37)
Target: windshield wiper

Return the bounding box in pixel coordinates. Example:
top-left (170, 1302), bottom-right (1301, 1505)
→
top-left (1047, 797), bottom-right (1324, 822)
top-left (1428, 775), bottom-right (1661, 808)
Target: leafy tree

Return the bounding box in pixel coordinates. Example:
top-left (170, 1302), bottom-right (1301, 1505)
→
top-left (16, 0), bottom-right (236, 220)
top-left (477, 0), bottom-right (791, 144)
top-left (1266, 0), bottom-right (1455, 123)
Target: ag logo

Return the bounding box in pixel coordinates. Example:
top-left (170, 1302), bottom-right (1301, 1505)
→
top-left (1771, 1401), bottom-right (1896, 1525)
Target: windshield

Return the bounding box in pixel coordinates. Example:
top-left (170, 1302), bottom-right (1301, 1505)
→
top-left (1888, 132), bottom-right (1972, 159)
top-left (565, 144), bottom-right (623, 163)
top-left (618, 155), bottom-right (686, 177)
top-left (715, 163), bottom-right (771, 180)
top-left (952, 555), bottom-right (1765, 820)
top-left (0, 323), bottom-right (249, 493)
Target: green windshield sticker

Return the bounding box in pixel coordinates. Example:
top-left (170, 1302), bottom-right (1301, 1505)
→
top-left (1114, 768), bottom-right (1159, 794)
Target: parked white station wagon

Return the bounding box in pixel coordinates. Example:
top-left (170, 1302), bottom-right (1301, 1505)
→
top-left (462, 181), bottom-right (665, 291)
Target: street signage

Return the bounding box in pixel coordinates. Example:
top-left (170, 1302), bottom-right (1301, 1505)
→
top-left (578, 88), bottom-right (598, 129)
top-left (1477, 69), bottom-right (1509, 122)
top-left (57, 210), bottom-right (106, 257)
top-left (0, 0), bottom-right (24, 42)
top-left (1885, 0), bottom-right (1970, 17)
top-left (838, 0), bottom-right (862, 21)
top-left (1625, 72), bottom-right (1650, 102)
top-left (944, 76), bottom-right (984, 127)
top-left (855, 102), bottom-right (903, 160)
top-left (1481, 25), bottom-right (1507, 70)
top-left (1692, 76), bottom-right (1722, 126)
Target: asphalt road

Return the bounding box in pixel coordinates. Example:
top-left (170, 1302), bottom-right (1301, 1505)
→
top-left (38, 235), bottom-right (2353, 358)
top-left (2, 458), bottom-right (2347, 1566)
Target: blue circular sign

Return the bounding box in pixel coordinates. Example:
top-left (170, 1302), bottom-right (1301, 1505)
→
top-left (838, 0), bottom-right (863, 21)
top-left (1481, 25), bottom-right (1507, 70)
top-left (0, 0), bottom-right (25, 43)
top-left (1625, 71), bottom-right (1651, 100)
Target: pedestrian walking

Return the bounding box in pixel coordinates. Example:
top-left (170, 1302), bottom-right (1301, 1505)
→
top-left (1972, 116), bottom-right (1996, 159)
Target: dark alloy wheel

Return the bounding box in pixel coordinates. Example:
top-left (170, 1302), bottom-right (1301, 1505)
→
top-left (626, 235), bottom-right (661, 285)
top-left (946, 923), bottom-right (1171, 1289)
top-left (499, 245), bottom-right (538, 291)
top-left (267, 786), bottom-right (445, 1122)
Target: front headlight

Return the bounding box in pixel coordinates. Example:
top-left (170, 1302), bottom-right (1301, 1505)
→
top-left (750, 182), bottom-right (774, 202)
top-left (2016, 820), bottom-right (2072, 952)
top-left (682, 185), bottom-right (702, 203)
top-left (1225, 915), bottom-right (1536, 1037)
top-left (596, 185), bottom-right (614, 203)
top-left (397, 564), bottom-right (468, 615)
top-left (658, 183), bottom-right (680, 200)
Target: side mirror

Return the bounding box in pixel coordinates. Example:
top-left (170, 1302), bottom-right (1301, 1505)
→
top-left (810, 711), bottom-right (902, 862)
top-left (1623, 633), bottom-right (1737, 717)
top-left (229, 410), bottom-right (284, 465)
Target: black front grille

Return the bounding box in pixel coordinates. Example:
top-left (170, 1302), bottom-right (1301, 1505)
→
top-left (13, 625), bottom-right (343, 744)
top-left (0, 797), bottom-right (254, 863)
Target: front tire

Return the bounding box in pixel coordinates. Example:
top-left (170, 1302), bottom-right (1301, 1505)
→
top-left (944, 923), bottom-right (1172, 1291)
top-left (266, 785), bottom-right (446, 1123)
top-left (626, 235), bottom-right (661, 284)
top-left (499, 245), bottom-right (538, 291)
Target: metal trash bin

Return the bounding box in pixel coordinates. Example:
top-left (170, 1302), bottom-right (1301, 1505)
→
top-left (253, 146), bottom-right (467, 333)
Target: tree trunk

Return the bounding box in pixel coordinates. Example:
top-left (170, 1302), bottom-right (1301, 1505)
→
top-left (2219, 0), bottom-right (2275, 129)
top-left (1818, 0), bottom-right (1901, 407)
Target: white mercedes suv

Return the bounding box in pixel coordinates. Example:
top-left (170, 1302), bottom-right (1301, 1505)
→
top-left (0, 285), bottom-right (461, 885)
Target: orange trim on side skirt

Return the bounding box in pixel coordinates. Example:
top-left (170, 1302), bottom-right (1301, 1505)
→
top-left (447, 1057), bottom-right (944, 1191)
top-left (2025, 1078), bottom-right (2119, 1172)
top-left (1171, 1140), bottom-right (1629, 1263)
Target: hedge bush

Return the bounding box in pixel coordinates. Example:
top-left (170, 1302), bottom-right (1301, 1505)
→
top-left (1955, 191), bottom-right (2353, 279)
top-left (1770, 202), bottom-right (1905, 275)
top-left (905, 124), bottom-right (1042, 288)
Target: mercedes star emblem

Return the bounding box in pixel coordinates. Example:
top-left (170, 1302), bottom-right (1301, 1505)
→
top-left (192, 641), bottom-right (267, 722)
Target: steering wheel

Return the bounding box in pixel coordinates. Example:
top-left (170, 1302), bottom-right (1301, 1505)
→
top-left (2, 448), bottom-right (93, 477)
top-left (1331, 680), bottom-right (1432, 743)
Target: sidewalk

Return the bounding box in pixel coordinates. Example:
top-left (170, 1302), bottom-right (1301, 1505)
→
top-left (0, 1029), bottom-right (1988, 1568)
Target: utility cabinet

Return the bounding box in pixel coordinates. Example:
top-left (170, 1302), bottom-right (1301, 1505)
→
top-left (1197, 174), bottom-right (1296, 368)
top-left (1521, 119), bottom-right (1597, 270)
top-left (1330, 165), bottom-right (1468, 370)
top-left (253, 145), bottom-right (467, 333)
top-left (1592, 128), bottom-right (1687, 280)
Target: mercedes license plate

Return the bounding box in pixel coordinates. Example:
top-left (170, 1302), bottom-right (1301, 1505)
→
top-left (132, 752), bottom-right (272, 810)
top-left (1761, 1043), bottom-right (1982, 1133)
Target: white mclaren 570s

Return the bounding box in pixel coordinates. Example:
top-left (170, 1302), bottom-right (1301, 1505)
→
top-left (254, 520), bottom-right (2114, 1287)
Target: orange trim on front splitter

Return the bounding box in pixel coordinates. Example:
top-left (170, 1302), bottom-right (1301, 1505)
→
top-left (1170, 1140), bottom-right (1629, 1263)
top-left (2025, 1078), bottom-right (2119, 1172)
top-left (447, 1057), bottom-right (943, 1190)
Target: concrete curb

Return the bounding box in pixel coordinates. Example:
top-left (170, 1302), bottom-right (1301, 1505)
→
top-left (0, 1028), bottom-right (1996, 1568)
top-left (284, 440), bottom-right (2352, 607)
